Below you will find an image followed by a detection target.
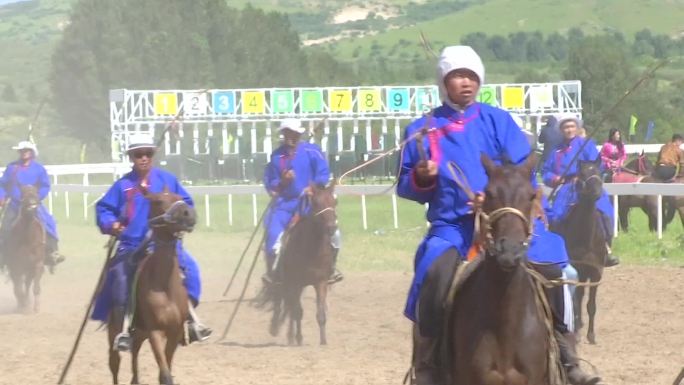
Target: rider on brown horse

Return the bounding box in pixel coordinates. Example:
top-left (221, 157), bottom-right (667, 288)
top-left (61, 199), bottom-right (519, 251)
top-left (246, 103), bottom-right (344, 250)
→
top-left (397, 45), bottom-right (600, 385)
top-left (0, 141), bottom-right (64, 273)
top-left (654, 134), bottom-right (684, 182)
top-left (262, 118), bottom-right (342, 285)
top-left (91, 133), bottom-right (211, 351)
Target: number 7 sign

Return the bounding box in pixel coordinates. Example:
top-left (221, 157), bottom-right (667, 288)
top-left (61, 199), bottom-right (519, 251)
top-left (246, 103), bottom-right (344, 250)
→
top-left (328, 89), bottom-right (352, 112)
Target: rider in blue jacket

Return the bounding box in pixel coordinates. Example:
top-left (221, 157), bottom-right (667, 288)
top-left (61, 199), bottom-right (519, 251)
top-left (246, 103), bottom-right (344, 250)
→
top-left (542, 115), bottom-right (620, 267)
top-left (397, 45), bottom-right (600, 385)
top-left (262, 118), bottom-right (342, 284)
top-left (0, 141), bottom-right (64, 273)
top-left (92, 133), bottom-right (211, 351)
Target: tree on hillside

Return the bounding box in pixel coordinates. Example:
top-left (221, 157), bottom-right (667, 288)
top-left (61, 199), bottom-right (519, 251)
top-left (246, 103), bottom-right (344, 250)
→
top-left (2, 84), bottom-right (18, 102)
top-left (51, 0), bottom-right (352, 154)
top-left (565, 36), bottom-right (635, 133)
top-left (564, 35), bottom-right (669, 141)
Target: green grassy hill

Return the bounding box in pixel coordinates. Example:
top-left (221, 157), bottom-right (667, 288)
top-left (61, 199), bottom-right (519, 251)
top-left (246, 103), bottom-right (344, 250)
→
top-left (325, 0), bottom-right (684, 59)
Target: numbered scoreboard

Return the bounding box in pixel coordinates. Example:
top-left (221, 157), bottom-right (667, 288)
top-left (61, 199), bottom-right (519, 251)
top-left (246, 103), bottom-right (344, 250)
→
top-left (138, 84), bottom-right (569, 121)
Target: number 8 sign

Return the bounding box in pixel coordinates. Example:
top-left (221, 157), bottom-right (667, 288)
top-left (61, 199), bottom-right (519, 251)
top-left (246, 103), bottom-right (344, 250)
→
top-left (358, 89), bottom-right (382, 112)
top-left (387, 88), bottom-right (409, 112)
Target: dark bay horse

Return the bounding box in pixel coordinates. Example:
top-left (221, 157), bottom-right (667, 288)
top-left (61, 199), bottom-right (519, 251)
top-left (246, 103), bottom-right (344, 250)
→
top-left (6, 185), bottom-right (45, 313)
top-left (108, 187), bottom-right (196, 385)
top-left (447, 154), bottom-right (561, 385)
top-left (612, 152), bottom-right (655, 231)
top-left (260, 183), bottom-right (337, 346)
top-left (551, 159), bottom-right (606, 344)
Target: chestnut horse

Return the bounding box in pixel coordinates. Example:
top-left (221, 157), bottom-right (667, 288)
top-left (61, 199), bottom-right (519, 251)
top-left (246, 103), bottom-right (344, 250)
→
top-left (107, 187), bottom-right (196, 385)
top-left (612, 152), bottom-right (655, 231)
top-left (259, 183), bottom-right (337, 345)
top-left (6, 185), bottom-right (45, 313)
top-left (446, 154), bottom-right (562, 385)
top-left (551, 159), bottom-right (606, 344)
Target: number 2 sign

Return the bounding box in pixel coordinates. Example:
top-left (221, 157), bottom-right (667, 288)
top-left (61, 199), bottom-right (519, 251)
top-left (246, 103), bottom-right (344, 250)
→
top-left (183, 92), bottom-right (208, 115)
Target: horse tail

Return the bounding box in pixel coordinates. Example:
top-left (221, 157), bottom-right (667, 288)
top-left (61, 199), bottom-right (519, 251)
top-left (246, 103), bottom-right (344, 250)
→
top-left (665, 196), bottom-right (677, 225)
top-left (252, 283), bottom-right (288, 334)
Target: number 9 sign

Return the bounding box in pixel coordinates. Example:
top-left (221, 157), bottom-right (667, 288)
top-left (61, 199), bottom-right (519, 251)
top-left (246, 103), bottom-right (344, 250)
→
top-left (387, 88), bottom-right (409, 112)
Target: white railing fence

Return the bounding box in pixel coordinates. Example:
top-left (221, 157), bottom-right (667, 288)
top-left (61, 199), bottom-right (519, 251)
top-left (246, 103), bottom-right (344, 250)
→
top-left (49, 183), bottom-right (684, 239)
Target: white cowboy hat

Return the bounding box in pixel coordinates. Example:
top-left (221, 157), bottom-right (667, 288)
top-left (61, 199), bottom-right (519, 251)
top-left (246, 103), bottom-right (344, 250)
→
top-left (12, 140), bottom-right (38, 156)
top-left (127, 133), bottom-right (157, 153)
top-left (278, 118), bottom-right (305, 134)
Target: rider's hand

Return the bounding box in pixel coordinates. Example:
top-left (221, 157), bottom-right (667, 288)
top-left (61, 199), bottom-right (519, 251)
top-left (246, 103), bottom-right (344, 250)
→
top-left (414, 160), bottom-right (437, 186)
top-left (0, 198), bottom-right (5, 208)
top-left (269, 190), bottom-right (279, 198)
top-left (302, 186), bottom-right (313, 196)
top-left (280, 169), bottom-right (295, 186)
top-left (111, 221), bottom-right (125, 236)
top-left (467, 193), bottom-right (485, 213)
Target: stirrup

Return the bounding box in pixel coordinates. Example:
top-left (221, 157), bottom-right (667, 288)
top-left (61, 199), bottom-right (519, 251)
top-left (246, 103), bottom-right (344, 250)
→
top-left (114, 331), bottom-right (132, 352)
top-left (328, 269), bottom-right (344, 284)
top-left (188, 322), bottom-right (212, 343)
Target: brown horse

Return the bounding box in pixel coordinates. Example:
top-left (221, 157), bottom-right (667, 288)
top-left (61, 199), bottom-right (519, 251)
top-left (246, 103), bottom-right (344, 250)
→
top-left (107, 188), bottom-right (196, 385)
top-left (551, 159), bottom-right (606, 344)
top-left (6, 185), bottom-right (45, 313)
top-left (663, 175), bottom-right (684, 228)
top-left (613, 152), bottom-right (654, 231)
top-left (447, 154), bottom-right (561, 385)
top-left (259, 183), bottom-right (337, 346)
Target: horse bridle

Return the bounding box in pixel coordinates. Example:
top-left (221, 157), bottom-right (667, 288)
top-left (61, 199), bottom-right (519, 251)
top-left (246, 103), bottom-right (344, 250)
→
top-left (477, 206), bottom-right (535, 254)
top-left (576, 173), bottom-right (602, 192)
top-left (148, 200), bottom-right (192, 229)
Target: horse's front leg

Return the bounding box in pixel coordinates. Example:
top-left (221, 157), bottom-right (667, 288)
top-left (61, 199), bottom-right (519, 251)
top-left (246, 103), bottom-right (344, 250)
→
top-left (573, 283), bottom-right (585, 340)
top-left (10, 270), bottom-right (26, 312)
top-left (130, 333), bottom-right (145, 384)
top-left (32, 262), bottom-right (43, 313)
top-left (586, 285), bottom-right (599, 345)
top-left (107, 313), bottom-right (122, 384)
top-left (314, 282), bottom-right (328, 346)
top-left (149, 330), bottom-right (173, 385)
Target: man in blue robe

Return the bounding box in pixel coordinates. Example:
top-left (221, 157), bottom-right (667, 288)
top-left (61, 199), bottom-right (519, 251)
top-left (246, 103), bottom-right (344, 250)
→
top-left (262, 118), bottom-right (342, 285)
top-left (92, 133), bottom-right (211, 351)
top-left (0, 141), bottom-right (64, 272)
top-left (397, 46), bottom-right (600, 385)
top-left (542, 115), bottom-right (620, 267)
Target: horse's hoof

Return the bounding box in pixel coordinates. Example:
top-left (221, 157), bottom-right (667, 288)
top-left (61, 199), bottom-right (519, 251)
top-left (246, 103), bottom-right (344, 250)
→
top-left (587, 334), bottom-right (596, 345)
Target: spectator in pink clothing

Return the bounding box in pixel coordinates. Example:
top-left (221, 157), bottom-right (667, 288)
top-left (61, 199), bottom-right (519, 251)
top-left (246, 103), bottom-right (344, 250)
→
top-left (600, 128), bottom-right (627, 181)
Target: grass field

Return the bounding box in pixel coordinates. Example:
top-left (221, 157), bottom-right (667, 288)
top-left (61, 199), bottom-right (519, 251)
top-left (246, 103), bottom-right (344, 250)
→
top-left (46, 190), bottom-right (684, 273)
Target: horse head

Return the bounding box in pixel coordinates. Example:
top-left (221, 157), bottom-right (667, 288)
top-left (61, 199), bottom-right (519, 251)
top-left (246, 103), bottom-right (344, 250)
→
top-left (145, 185), bottom-right (196, 237)
top-left (480, 153), bottom-right (539, 271)
top-left (309, 181), bottom-right (337, 236)
top-left (576, 158), bottom-right (603, 201)
top-left (20, 185), bottom-right (39, 215)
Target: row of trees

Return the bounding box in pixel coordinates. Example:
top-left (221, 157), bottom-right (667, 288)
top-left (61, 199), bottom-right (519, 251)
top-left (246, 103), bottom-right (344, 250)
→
top-left (49, 0), bottom-right (684, 157)
top-left (50, 0), bottom-right (355, 153)
top-left (461, 28), bottom-right (684, 62)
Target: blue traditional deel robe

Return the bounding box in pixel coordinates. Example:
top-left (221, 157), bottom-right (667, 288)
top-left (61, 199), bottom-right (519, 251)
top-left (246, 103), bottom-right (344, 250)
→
top-left (262, 141), bottom-right (330, 260)
top-left (542, 136), bottom-right (614, 225)
top-left (397, 102), bottom-right (568, 321)
top-left (0, 160), bottom-right (58, 240)
top-left (91, 167), bottom-right (201, 322)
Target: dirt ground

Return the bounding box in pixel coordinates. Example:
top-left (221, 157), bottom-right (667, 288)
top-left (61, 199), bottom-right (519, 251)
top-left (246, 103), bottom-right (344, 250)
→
top-left (1, 265), bottom-right (682, 385)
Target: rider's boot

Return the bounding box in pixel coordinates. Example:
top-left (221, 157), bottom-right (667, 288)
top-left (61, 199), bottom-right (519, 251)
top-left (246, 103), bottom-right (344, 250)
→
top-left (412, 325), bottom-right (441, 385)
top-left (187, 300), bottom-right (212, 343)
top-left (556, 331), bottom-right (601, 385)
top-left (600, 215), bottom-right (619, 267)
top-left (112, 306), bottom-right (132, 352)
top-left (44, 236), bottom-right (65, 274)
top-left (261, 254), bottom-right (280, 285)
top-left (328, 247), bottom-right (344, 284)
